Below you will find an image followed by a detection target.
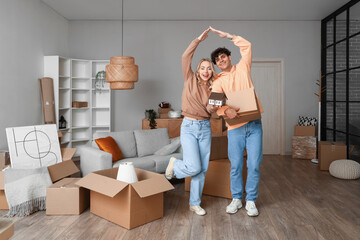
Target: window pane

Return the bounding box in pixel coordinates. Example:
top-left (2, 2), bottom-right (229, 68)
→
top-left (326, 47), bottom-right (334, 73)
top-left (336, 102), bottom-right (346, 132)
top-left (326, 74), bottom-right (334, 101)
top-left (349, 103), bottom-right (360, 135)
top-left (336, 41), bottom-right (347, 71)
top-left (336, 72), bottom-right (346, 101)
top-left (326, 130), bottom-right (334, 141)
top-left (327, 19), bottom-right (334, 46)
top-left (349, 69), bottom-right (360, 101)
top-left (326, 102), bottom-right (334, 129)
top-left (349, 34), bottom-right (360, 69)
top-left (336, 11), bottom-right (347, 41)
top-left (350, 2), bottom-right (360, 36)
top-left (335, 131), bottom-right (346, 143)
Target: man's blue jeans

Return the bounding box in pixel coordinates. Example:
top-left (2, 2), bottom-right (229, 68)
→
top-left (227, 119), bottom-right (263, 201)
top-left (173, 118), bottom-right (211, 206)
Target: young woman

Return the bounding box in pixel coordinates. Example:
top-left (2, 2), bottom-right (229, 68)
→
top-left (165, 28), bottom-right (217, 216)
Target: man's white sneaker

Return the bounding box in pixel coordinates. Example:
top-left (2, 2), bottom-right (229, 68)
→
top-left (190, 206), bottom-right (206, 216)
top-left (165, 157), bottom-right (176, 180)
top-left (245, 201), bottom-right (259, 217)
top-left (226, 198), bottom-right (242, 214)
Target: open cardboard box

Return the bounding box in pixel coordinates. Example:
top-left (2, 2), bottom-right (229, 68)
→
top-left (46, 178), bottom-right (90, 215)
top-left (76, 167), bottom-right (174, 230)
top-left (0, 148), bottom-right (78, 210)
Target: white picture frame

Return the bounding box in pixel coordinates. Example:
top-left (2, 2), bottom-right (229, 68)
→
top-left (6, 124), bottom-right (62, 169)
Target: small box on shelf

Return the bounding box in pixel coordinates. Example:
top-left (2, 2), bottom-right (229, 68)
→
top-left (72, 101), bottom-right (88, 108)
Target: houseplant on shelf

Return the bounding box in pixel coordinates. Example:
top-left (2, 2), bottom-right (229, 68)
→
top-left (95, 70), bottom-right (106, 92)
top-left (145, 109), bottom-right (157, 129)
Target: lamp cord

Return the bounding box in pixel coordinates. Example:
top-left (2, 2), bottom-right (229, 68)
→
top-left (121, 0), bottom-right (124, 56)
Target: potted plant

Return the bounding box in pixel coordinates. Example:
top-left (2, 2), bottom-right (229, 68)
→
top-left (145, 109), bottom-right (157, 129)
top-left (95, 70), bottom-right (106, 92)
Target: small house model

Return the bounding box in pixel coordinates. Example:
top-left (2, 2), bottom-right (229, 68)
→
top-left (208, 92), bottom-right (227, 106)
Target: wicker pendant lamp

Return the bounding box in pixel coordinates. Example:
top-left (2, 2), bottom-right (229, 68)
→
top-left (106, 0), bottom-right (138, 90)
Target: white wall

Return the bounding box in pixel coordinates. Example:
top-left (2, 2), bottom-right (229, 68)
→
top-left (0, 0), bottom-right (69, 150)
top-left (69, 20), bottom-right (320, 154)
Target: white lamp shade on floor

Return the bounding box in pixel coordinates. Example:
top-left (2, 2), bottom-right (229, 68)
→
top-left (116, 162), bottom-right (138, 183)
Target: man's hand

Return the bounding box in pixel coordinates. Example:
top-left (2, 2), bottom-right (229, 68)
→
top-left (209, 26), bottom-right (233, 39)
top-left (207, 105), bottom-right (219, 113)
top-left (198, 28), bottom-right (210, 41)
top-left (224, 107), bottom-right (240, 119)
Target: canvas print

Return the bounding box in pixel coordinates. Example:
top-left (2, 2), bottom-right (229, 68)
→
top-left (6, 124), bottom-right (62, 169)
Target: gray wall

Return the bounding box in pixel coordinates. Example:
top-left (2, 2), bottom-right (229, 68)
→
top-left (69, 20), bottom-right (320, 154)
top-left (0, 0), bottom-right (69, 150)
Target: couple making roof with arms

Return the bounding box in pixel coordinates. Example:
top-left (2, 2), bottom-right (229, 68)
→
top-left (165, 27), bottom-right (263, 217)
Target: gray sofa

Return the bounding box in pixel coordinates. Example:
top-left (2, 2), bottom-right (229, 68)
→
top-left (79, 128), bottom-right (182, 176)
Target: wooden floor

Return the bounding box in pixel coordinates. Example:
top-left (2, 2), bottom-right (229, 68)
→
top-left (1, 155), bottom-right (359, 240)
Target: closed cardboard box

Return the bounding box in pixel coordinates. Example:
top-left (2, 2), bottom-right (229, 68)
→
top-left (0, 219), bottom-right (14, 240)
top-left (185, 158), bottom-right (247, 199)
top-left (294, 126), bottom-right (318, 136)
top-left (292, 136), bottom-right (317, 159)
top-left (158, 108), bottom-right (172, 114)
top-left (46, 178), bottom-right (90, 215)
top-left (223, 89), bottom-right (263, 126)
top-left (318, 141), bottom-right (347, 171)
top-left (76, 168), bottom-right (174, 230)
top-left (210, 135), bottom-right (228, 160)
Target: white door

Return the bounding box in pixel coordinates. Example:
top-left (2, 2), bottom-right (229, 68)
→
top-left (251, 61), bottom-right (283, 155)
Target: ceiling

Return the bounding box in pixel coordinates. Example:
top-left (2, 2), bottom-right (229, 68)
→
top-left (41, 0), bottom-right (352, 21)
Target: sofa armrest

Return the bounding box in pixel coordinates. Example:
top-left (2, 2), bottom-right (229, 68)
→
top-left (79, 147), bottom-right (112, 176)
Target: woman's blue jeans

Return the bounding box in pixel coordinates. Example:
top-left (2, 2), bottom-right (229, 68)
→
top-left (173, 118), bottom-right (211, 206)
top-left (227, 119), bottom-right (263, 201)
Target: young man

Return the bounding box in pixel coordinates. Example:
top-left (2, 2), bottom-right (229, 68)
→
top-left (209, 27), bottom-right (263, 216)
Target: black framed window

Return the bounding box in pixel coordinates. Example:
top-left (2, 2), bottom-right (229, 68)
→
top-left (321, 0), bottom-right (360, 161)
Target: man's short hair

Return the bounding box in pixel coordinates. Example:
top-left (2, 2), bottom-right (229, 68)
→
top-left (211, 47), bottom-right (231, 65)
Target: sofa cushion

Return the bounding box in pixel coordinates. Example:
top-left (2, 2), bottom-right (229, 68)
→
top-left (154, 137), bottom-right (181, 155)
top-left (93, 131), bottom-right (137, 158)
top-left (95, 136), bottom-right (124, 162)
top-left (113, 156), bottom-right (156, 172)
top-left (148, 153), bottom-right (183, 173)
top-left (134, 128), bottom-right (170, 157)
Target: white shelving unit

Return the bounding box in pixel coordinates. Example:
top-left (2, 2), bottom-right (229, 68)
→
top-left (44, 56), bottom-right (111, 150)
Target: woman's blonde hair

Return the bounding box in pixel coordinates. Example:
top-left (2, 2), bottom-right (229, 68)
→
top-left (195, 58), bottom-right (217, 90)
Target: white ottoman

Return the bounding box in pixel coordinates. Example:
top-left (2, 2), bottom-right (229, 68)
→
top-left (329, 159), bottom-right (360, 180)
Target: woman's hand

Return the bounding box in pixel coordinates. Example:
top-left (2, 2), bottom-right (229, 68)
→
top-left (210, 26), bottom-right (233, 39)
top-left (197, 28), bottom-right (210, 41)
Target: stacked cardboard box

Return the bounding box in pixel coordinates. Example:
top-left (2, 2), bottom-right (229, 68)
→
top-left (185, 135), bottom-right (247, 199)
top-left (158, 108), bottom-right (173, 119)
top-left (292, 125), bottom-right (317, 159)
top-left (318, 141), bottom-right (347, 171)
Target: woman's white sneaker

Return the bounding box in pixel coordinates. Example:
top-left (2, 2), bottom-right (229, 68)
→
top-left (245, 201), bottom-right (259, 216)
top-left (165, 157), bottom-right (176, 180)
top-left (226, 198), bottom-right (242, 214)
top-left (190, 206), bottom-right (206, 216)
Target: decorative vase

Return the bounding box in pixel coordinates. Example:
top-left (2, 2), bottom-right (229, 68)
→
top-left (116, 162), bottom-right (138, 183)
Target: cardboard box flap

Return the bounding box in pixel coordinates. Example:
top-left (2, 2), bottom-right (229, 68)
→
top-left (76, 173), bottom-right (128, 197)
top-left (50, 177), bottom-right (80, 188)
top-left (48, 160), bottom-right (79, 183)
top-left (131, 176), bottom-right (174, 198)
top-left (61, 148), bottom-right (77, 161)
top-left (0, 171), bottom-right (4, 190)
top-left (226, 88), bottom-right (257, 114)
